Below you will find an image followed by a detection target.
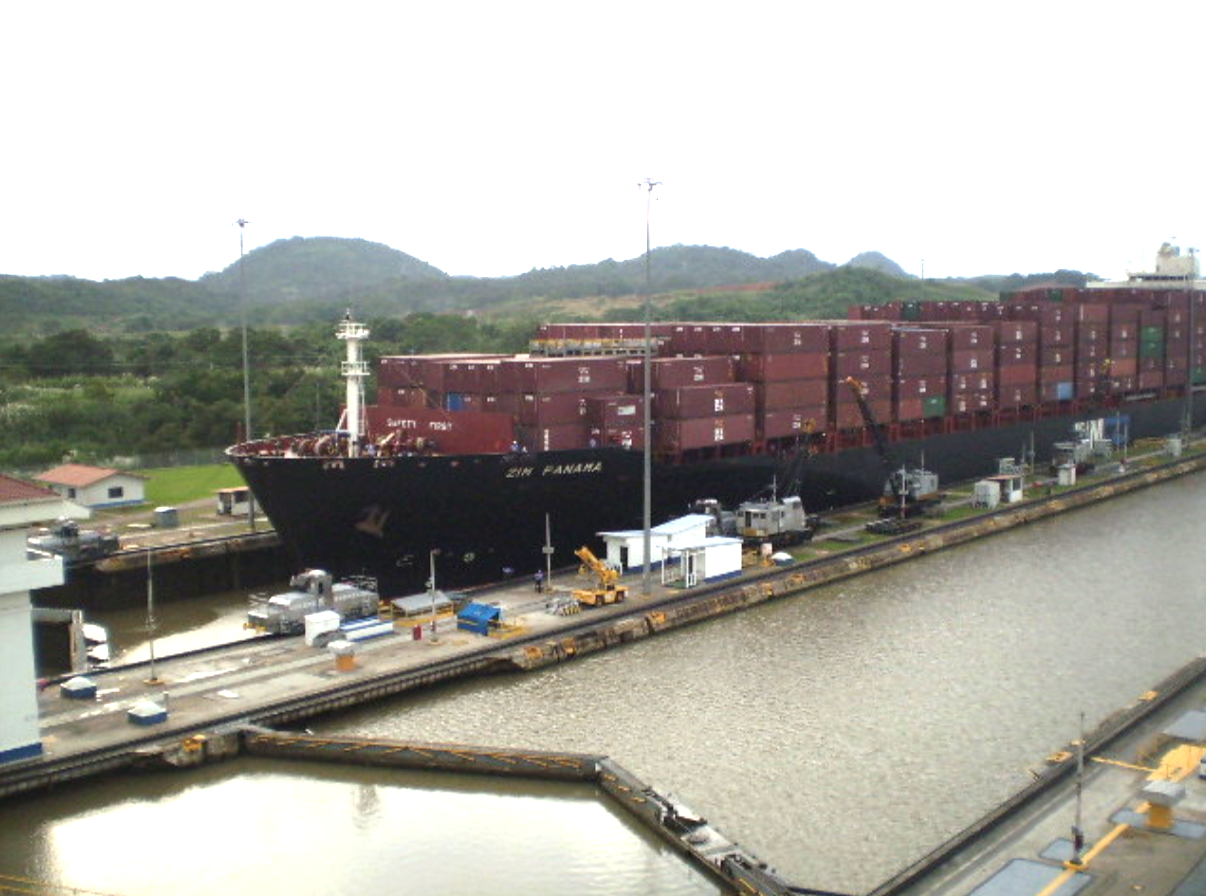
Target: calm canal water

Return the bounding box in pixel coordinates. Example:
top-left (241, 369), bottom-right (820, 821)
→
top-left (5, 472), bottom-right (1206, 894)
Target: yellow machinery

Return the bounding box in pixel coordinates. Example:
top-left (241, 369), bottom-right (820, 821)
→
top-left (573, 546), bottom-right (629, 607)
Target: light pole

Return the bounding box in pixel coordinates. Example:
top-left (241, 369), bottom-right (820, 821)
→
top-left (144, 546), bottom-right (162, 685)
top-left (237, 218), bottom-right (257, 531)
top-left (428, 549), bottom-right (440, 640)
top-left (639, 178), bottom-right (660, 597)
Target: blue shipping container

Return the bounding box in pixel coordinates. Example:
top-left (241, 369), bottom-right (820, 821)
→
top-left (1056, 382), bottom-right (1074, 401)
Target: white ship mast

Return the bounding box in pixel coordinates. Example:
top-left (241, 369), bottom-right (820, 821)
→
top-left (336, 311), bottom-right (371, 457)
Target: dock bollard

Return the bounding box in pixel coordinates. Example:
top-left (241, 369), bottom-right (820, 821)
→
top-left (328, 639), bottom-right (356, 672)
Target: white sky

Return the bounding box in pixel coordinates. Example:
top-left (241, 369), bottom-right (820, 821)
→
top-left (3, 1), bottom-right (1203, 284)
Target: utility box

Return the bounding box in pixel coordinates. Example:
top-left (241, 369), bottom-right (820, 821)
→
top-left (304, 610), bottom-right (342, 647)
top-left (972, 481), bottom-right (1000, 508)
top-left (153, 506), bottom-right (179, 528)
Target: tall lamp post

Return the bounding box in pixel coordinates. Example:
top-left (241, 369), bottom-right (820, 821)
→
top-left (237, 218), bottom-right (257, 531)
top-left (639, 178), bottom-right (660, 597)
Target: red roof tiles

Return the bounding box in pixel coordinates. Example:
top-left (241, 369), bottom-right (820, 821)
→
top-left (0, 474), bottom-right (60, 505)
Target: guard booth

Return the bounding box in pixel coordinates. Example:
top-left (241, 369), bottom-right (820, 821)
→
top-left (216, 487), bottom-right (252, 517)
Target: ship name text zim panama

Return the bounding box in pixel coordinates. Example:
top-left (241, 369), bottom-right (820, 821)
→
top-left (227, 244), bottom-right (1206, 596)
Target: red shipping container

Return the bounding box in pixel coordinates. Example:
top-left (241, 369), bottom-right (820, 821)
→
top-left (638, 356), bottom-right (736, 391)
top-left (365, 405), bottom-right (515, 454)
top-left (655, 414), bottom-right (756, 452)
top-left (591, 425), bottom-right (644, 449)
top-left (1037, 365), bottom-right (1074, 384)
top-left (1039, 325), bottom-right (1071, 347)
top-left (517, 423), bottom-right (591, 452)
top-left (742, 323), bottom-right (832, 353)
top-left (759, 406), bottom-right (827, 439)
top-left (892, 328), bottom-right (949, 355)
top-left (1109, 340), bottom-right (1136, 360)
top-left (1040, 346), bottom-right (1073, 366)
top-left (1077, 340), bottom-right (1107, 361)
top-left (950, 371), bottom-right (994, 393)
top-left (656, 383), bottom-right (755, 419)
top-left (517, 392), bottom-right (590, 426)
top-left (996, 343), bottom-right (1038, 365)
top-left (996, 383), bottom-right (1038, 407)
top-left (378, 386), bottom-right (427, 407)
top-left (584, 394), bottom-right (644, 428)
top-left (894, 376), bottom-right (948, 399)
top-left (830, 321), bottom-right (893, 352)
top-left (1138, 371), bottom-right (1165, 390)
top-left (1110, 322), bottom-right (1138, 341)
top-left (1109, 305), bottom-right (1143, 327)
top-left (950, 349), bottom-right (994, 372)
top-left (894, 352), bottom-right (949, 378)
top-left (756, 379), bottom-right (829, 411)
top-left (992, 320), bottom-right (1038, 344)
top-left (739, 352), bottom-right (829, 381)
top-left (1110, 375), bottom-right (1137, 393)
top-left (941, 325), bottom-right (994, 350)
top-left (507, 357), bottom-right (629, 394)
top-left (997, 364), bottom-right (1037, 386)
top-left (1076, 323), bottom-right (1108, 345)
top-left (949, 391), bottom-right (993, 414)
top-left (1108, 358), bottom-right (1138, 377)
top-left (831, 351), bottom-right (892, 378)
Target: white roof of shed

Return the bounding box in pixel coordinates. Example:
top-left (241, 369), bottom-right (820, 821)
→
top-left (600, 513), bottom-right (714, 539)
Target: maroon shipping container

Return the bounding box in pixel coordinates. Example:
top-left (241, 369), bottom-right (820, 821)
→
top-left (1110, 375), bottom-right (1137, 393)
top-left (1109, 340), bottom-right (1136, 360)
top-left (378, 386), bottom-right (428, 408)
top-left (517, 423), bottom-right (591, 452)
top-left (1109, 304), bottom-right (1143, 327)
top-left (1109, 322), bottom-right (1138, 341)
top-left (1040, 346), bottom-right (1073, 367)
top-left (1077, 340), bottom-right (1107, 360)
top-left (830, 321), bottom-right (893, 352)
top-left (893, 352), bottom-right (949, 378)
top-left (1038, 325), bottom-right (1072, 347)
top-left (1076, 323), bottom-right (1108, 346)
top-left (940, 324), bottom-right (994, 350)
top-left (634, 356), bottom-right (737, 391)
top-left (583, 394), bottom-right (643, 428)
top-left (1109, 358), bottom-right (1138, 377)
top-left (1138, 370), bottom-right (1165, 390)
top-left (997, 364), bottom-right (1037, 386)
top-left (365, 405), bottom-right (515, 454)
top-left (892, 328), bottom-right (948, 355)
top-left (949, 391), bottom-right (993, 414)
top-left (741, 323), bottom-right (831, 353)
top-left (1037, 365), bottom-right (1074, 384)
top-left (996, 343), bottom-right (1038, 365)
top-left (1139, 356), bottom-right (1163, 373)
top-left (996, 383), bottom-right (1038, 408)
top-left (759, 407), bottom-right (827, 439)
top-left (950, 349), bottom-right (994, 372)
top-left (378, 354), bottom-right (506, 390)
top-left (517, 392), bottom-right (590, 426)
top-left (591, 425), bottom-right (645, 450)
top-left (949, 371), bottom-right (994, 393)
top-left (655, 383), bottom-right (755, 419)
top-left (894, 376), bottom-right (948, 399)
top-left (992, 320), bottom-right (1038, 345)
top-left (756, 379), bottom-right (829, 411)
top-left (655, 414), bottom-right (756, 452)
top-left (738, 352), bottom-right (829, 381)
top-left (832, 397), bottom-right (891, 429)
top-left (831, 350), bottom-right (892, 378)
top-left (507, 357), bottom-right (629, 394)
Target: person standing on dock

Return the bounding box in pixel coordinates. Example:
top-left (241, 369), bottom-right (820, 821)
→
top-left (534, 570), bottom-right (544, 593)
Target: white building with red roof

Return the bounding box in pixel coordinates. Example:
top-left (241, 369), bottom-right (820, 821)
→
top-left (0, 474), bottom-right (82, 763)
top-left (34, 463), bottom-right (147, 509)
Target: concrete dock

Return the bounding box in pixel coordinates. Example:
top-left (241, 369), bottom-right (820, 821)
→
top-left (8, 450), bottom-right (1206, 895)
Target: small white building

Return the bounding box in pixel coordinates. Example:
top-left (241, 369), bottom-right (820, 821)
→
top-left (35, 464), bottom-right (147, 510)
top-left (597, 514), bottom-right (743, 585)
top-left (0, 474), bottom-right (81, 763)
top-left (599, 513), bottom-right (715, 572)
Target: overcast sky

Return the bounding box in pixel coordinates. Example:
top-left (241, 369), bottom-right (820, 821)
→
top-left (4, 2), bottom-right (1202, 284)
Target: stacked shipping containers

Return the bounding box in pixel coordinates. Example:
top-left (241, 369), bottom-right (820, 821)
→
top-left (890, 327), bottom-right (948, 421)
top-left (830, 322), bottom-right (893, 428)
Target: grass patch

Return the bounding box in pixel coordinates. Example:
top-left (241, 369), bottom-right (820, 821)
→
top-left (139, 464), bottom-right (246, 507)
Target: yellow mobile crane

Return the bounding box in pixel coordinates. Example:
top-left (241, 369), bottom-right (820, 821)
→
top-left (573, 546), bottom-right (629, 608)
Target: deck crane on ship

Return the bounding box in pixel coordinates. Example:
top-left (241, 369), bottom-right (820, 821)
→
top-left (844, 376), bottom-right (941, 518)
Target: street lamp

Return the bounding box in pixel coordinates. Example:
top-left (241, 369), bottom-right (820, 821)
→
top-left (639, 177), bottom-right (660, 597)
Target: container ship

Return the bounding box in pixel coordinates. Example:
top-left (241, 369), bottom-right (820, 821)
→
top-left (228, 245), bottom-right (1206, 595)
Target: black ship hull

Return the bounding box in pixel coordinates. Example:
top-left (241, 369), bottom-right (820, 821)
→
top-left (231, 392), bottom-right (1202, 596)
